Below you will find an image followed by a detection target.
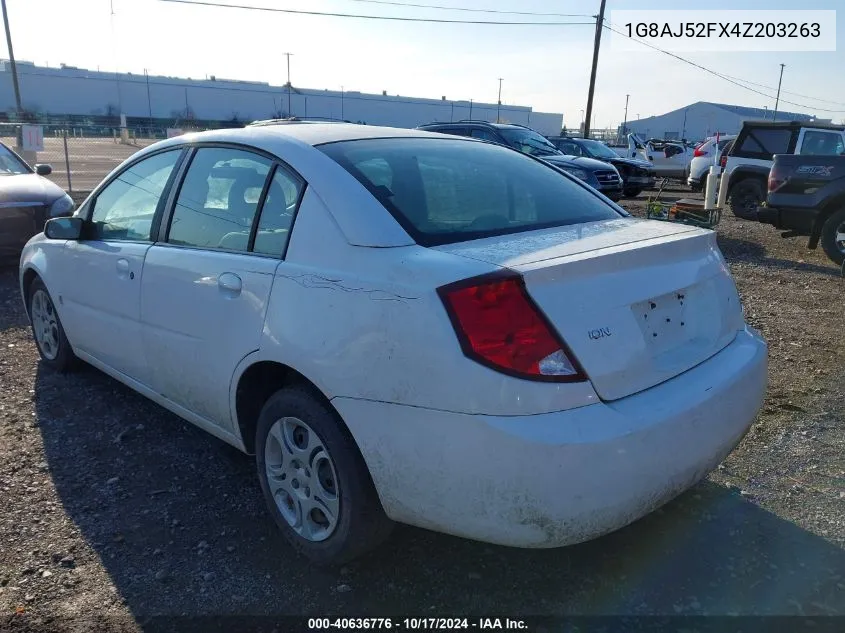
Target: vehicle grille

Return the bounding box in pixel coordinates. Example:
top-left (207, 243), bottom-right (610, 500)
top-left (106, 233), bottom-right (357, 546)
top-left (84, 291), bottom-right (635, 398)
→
top-left (594, 170), bottom-right (621, 186)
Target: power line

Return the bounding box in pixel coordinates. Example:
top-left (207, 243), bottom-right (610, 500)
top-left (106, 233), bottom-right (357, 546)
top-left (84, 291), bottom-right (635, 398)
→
top-left (714, 70), bottom-right (845, 108)
top-left (603, 22), bottom-right (845, 114)
top-left (157, 0), bottom-right (594, 25)
top-left (337, 0), bottom-right (591, 18)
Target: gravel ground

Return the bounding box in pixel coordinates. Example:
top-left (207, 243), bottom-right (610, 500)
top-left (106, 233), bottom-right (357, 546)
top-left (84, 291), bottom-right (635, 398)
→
top-left (1, 186), bottom-right (844, 632)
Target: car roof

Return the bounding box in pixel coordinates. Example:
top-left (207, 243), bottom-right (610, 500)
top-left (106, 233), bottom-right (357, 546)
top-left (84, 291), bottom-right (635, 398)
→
top-left (740, 120), bottom-right (845, 131)
top-left (239, 122), bottom-right (441, 146)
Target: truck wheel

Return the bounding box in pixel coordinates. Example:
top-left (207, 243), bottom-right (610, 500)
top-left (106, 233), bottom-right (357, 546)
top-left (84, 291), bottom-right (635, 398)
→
top-left (820, 208), bottom-right (845, 266)
top-left (623, 188), bottom-right (642, 198)
top-left (728, 178), bottom-right (765, 219)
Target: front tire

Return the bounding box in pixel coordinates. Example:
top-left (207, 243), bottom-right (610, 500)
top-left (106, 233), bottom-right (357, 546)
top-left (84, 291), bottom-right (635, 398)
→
top-left (28, 278), bottom-right (76, 372)
top-left (623, 188), bottom-right (642, 198)
top-left (728, 178), bottom-right (765, 219)
top-left (255, 386), bottom-right (393, 565)
top-left (820, 207), bottom-right (845, 266)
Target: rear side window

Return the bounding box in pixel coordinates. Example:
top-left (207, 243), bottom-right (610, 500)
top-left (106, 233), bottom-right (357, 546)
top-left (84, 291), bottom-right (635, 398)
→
top-left (168, 147), bottom-right (272, 251)
top-left (735, 127), bottom-right (793, 159)
top-left (319, 137), bottom-right (620, 246)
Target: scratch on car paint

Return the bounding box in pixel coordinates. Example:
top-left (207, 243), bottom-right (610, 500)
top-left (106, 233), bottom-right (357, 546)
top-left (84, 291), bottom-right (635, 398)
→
top-left (277, 273), bottom-right (419, 301)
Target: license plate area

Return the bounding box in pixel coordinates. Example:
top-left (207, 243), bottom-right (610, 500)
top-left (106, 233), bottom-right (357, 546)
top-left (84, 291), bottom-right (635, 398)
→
top-left (633, 288), bottom-right (691, 354)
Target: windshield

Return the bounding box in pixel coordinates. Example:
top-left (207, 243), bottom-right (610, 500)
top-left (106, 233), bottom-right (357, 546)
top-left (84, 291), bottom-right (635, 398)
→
top-left (319, 137), bottom-right (620, 247)
top-left (0, 144), bottom-right (30, 175)
top-left (579, 140), bottom-right (620, 159)
top-left (498, 128), bottom-right (561, 157)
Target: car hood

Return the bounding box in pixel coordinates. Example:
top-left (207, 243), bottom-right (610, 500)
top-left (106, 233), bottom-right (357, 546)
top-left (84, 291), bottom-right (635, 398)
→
top-left (0, 173), bottom-right (65, 205)
top-left (541, 155), bottom-right (616, 171)
top-left (605, 156), bottom-right (653, 170)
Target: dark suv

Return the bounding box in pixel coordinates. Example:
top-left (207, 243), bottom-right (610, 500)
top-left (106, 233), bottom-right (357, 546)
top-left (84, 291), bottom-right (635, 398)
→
top-left (416, 121), bottom-right (624, 201)
top-left (547, 136), bottom-right (655, 198)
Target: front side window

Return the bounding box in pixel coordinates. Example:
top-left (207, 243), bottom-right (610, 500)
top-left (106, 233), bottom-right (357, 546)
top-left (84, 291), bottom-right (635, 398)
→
top-left (578, 140), bottom-right (618, 159)
top-left (320, 137), bottom-right (620, 246)
top-left (0, 144), bottom-right (30, 175)
top-left (168, 147), bottom-right (272, 251)
top-left (90, 149), bottom-right (182, 241)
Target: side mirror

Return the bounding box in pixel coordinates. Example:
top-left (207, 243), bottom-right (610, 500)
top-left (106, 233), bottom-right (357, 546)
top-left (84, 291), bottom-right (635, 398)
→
top-left (45, 216), bottom-right (83, 240)
top-left (35, 164), bottom-right (52, 176)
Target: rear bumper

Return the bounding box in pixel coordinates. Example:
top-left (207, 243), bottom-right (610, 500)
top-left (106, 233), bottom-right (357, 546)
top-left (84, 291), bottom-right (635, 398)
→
top-left (335, 327), bottom-right (767, 548)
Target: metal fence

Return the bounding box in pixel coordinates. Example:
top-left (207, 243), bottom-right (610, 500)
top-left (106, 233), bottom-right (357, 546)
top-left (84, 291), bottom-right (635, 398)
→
top-left (0, 124), bottom-right (202, 194)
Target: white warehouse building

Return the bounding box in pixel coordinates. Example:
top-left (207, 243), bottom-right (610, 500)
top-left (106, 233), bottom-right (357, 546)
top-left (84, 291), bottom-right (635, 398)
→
top-left (622, 101), bottom-right (830, 141)
top-left (0, 61), bottom-right (564, 135)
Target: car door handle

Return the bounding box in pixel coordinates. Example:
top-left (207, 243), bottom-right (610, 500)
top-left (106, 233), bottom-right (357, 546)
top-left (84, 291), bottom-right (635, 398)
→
top-left (217, 272), bottom-right (242, 296)
top-left (116, 258), bottom-right (134, 280)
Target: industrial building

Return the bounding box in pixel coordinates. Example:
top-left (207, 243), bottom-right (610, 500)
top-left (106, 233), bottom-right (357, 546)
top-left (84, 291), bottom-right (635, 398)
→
top-left (622, 101), bottom-right (830, 141)
top-left (0, 60), bottom-right (564, 135)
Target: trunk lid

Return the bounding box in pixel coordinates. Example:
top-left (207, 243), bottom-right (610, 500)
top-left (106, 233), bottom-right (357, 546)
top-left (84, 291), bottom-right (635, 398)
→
top-left (435, 218), bottom-right (744, 401)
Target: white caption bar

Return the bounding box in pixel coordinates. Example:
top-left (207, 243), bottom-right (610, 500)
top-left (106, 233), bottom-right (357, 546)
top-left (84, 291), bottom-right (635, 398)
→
top-left (609, 10), bottom-right (836, 52)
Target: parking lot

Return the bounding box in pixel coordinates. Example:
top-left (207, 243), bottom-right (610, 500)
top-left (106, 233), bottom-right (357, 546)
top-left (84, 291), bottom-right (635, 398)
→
top-left (1, 186), bottom-right (845, 631)
top-left (1, 135), bottom-right (159, 193)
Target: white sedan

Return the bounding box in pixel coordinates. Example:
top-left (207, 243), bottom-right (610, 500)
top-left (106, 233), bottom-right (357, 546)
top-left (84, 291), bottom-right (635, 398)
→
top-left (19, 123), bottom-right (767, 565)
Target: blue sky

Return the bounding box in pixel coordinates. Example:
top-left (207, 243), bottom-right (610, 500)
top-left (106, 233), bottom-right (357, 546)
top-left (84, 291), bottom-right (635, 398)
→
top-left (3, 0), bottom-right (843, 126)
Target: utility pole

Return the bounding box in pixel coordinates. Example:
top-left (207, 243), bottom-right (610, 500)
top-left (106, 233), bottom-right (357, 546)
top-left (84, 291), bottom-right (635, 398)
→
top-left (622, 94), bottom-right (629, 136)
top-left (583, 0), bottom-right (607, 138)
top-left (284, 52), bottom-right (293, 116)
top-left (681, 107), bottom-right (688, 140)
top-left (469, 98), bottom-right (473, 119)
top-left (341, 85), bottom-right (344, 121)
top-left (1, 0), bottom-right (22, 117)
top-left (144, 68), bottom-right (152, 126)
top-left (772, 63), bottom-right (785, 122)
top-left (497, 78), bottom-right (503, 122)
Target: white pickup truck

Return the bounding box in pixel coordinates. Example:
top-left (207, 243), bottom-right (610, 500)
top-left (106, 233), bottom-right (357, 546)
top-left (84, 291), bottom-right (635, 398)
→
top-left (722, 120), bottom-right (845, 218)
top-left (609, 133), bottom-right (693, 180)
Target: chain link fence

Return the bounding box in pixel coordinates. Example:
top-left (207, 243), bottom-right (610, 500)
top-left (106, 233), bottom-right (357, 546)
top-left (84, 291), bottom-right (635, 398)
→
top-left (0, 124), bottom-right (206, 195)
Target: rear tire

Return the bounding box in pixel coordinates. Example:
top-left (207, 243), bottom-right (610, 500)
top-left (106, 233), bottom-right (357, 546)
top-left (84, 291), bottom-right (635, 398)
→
top-left (623, 188), bottom-right (642, 198)
top-left (28, 278), bottom-right (77, 373)
top-left (728, 178), bottom-right (765, 219)
top-left (255, 386), bottom-right (393, 566)
top-left (820, 207), bottom-right (845, 266)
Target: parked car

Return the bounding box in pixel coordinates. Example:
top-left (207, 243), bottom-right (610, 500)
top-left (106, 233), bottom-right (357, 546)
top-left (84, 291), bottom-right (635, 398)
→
top-left (609, 134), bottom-right (692, 180)
top-left (756, 153), bottom-right (845, 265)
top-left (547, 136), bottom-right (655, 198)
top-left (416, 121), bottom-right (624, 200)
top-left (20, 124), bottom-right (767, 565)
top-left (722, 121), bottom-right (845, 218)
top-left (687, 134), bottom-right (737, 192)
top-left (0, 142), bottom-right (74, 260)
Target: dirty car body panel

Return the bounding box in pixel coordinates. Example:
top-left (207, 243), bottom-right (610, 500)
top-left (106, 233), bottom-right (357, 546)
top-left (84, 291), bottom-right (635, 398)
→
top-left (19, 124), bottom-right (767, 551)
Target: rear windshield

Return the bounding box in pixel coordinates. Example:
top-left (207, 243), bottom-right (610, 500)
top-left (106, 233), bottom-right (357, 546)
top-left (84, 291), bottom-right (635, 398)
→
top-left (319, 137), bottom-right (621, 246)
top-left (735, 127), bottom-right (793, 158)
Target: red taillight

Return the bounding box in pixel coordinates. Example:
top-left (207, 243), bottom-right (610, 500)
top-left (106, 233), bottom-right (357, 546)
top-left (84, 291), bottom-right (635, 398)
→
top-left (438, 273), bottom-right (585, 382)
top-left (719, 153), bottom-right (728, 169)
top-left (768, 166), bottom-right (786, 192)
top-left (693, 147), bottom-right (708, 158)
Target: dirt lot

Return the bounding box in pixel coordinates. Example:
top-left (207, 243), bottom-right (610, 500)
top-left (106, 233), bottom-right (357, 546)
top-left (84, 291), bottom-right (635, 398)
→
top-left (1, 186), bottom-right (844, 631)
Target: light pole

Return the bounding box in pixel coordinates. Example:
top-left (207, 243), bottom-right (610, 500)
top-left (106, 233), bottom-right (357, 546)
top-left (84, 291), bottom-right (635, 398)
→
top-left (469, 98), bottom-right (473, 119)
top-left (497, 78), bottom-right (503, 122)
top-left (144, 68), bottom-right (152, 126)
top-left (622, 94), bottom-right (630, 137)
top-left (341, 85), bottom-right (344, 121)
top-left (772, 63), bottom-right (785, 122)
top-left (580, 109), bottom-right (584, 134)
top-left (681, 107), bottom-right (688, 140)
top-left (284, 52), bottom-right (293, 116)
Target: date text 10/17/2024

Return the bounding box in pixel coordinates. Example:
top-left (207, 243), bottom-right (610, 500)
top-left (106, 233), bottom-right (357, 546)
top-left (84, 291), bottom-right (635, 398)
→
top-left (308, 618), bottom-right (528, 630)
